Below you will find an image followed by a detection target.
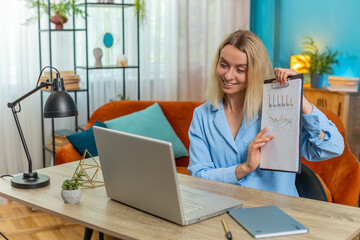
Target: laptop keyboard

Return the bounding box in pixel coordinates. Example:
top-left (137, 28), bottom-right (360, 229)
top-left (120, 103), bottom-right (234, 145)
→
top-left (182, 199), bottom-right (205, 214)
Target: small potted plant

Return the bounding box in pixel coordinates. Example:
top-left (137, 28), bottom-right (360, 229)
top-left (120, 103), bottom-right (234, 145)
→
top-left (301, 36), bottom-right (341, 88)
top-left (25, 0), bottom-right (85, 29)
top-left (61, 172), bottom-right (84, 203)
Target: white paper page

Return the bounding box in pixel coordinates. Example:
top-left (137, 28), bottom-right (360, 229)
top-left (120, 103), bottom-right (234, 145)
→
top-left (260, 78), bottom-right (302, 172)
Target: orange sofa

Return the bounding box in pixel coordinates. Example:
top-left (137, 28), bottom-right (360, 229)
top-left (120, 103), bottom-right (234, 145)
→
top-left (55, 101), bottom-right (360, 206)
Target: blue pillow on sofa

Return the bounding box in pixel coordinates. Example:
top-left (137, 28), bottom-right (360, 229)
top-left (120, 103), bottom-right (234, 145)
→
top-left (104, 103), bottom-right (188, 158)
top-left (66, 121), bottom-right (106, 157)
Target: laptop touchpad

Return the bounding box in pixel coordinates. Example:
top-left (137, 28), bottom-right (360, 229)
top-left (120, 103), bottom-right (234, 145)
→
top-left (180, 189), bottom-right (206, 199)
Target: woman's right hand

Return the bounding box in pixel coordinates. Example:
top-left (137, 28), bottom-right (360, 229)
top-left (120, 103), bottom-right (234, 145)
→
top-left (235, 128), bottom-right (274, 180)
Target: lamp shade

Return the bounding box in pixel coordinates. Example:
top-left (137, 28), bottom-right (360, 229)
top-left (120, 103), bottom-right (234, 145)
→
top-left (44, 91), bottom-right (78, 118)
top-left (290, 55), bottom-right (310, 73)
top-left (43, 78), bottom-right (78, 118)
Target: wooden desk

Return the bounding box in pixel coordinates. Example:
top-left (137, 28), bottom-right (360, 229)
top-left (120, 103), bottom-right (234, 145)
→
top-left (0, 161), bottom-right (360, 240)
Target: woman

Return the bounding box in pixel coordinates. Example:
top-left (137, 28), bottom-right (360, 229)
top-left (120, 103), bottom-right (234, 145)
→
top-left (188, 30), bottom-right (344, 196)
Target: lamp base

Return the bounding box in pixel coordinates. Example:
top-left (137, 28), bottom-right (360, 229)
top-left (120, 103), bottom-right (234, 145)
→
top-left (11, 171), bottom-right (50, 189)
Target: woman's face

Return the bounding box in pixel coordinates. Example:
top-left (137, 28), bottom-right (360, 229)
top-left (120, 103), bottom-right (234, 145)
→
top-left (216, 44), bottom-right (248, 97)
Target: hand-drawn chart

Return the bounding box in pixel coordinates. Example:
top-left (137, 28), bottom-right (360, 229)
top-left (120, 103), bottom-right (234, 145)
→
top-left (260, 75), bottom-right (303, 172)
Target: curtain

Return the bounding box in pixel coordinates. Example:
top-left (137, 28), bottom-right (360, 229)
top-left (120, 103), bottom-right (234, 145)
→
top-left (178, 0), bottom-right (250, 101)
top-left (0, 1), bottom-right (42, 174)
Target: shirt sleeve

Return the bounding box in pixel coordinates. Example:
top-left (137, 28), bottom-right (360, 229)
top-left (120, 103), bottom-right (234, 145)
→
top-left (301, 105), bottom-right (344, 161)
top-left (187, 108), bottom-right (243, 185)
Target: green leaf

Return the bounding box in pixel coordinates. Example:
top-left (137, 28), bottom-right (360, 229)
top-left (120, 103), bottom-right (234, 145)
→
top-left (300, 36), bottom-right (341, 74)
top-left (25, 0), bottom-right (85, 25)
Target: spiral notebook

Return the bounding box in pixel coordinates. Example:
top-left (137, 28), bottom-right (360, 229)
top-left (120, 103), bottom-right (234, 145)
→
top-left (260, 74), bottom-right (303, 173)
top-left (228, 206), bottom-right (308, 239)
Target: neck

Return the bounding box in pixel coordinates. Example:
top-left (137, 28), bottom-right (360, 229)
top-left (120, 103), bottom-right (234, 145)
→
top-left (224, 92), bottom-right (246, 113)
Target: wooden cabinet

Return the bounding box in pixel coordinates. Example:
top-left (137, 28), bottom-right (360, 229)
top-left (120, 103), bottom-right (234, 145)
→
top-left (303, 88), bottom-right (360, 158)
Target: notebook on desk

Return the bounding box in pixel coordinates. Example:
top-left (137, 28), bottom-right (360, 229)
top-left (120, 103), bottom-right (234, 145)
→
top-left (93, 126), bottom-right (243, 226)
top-left (228, 206), bottom-right (308, 239)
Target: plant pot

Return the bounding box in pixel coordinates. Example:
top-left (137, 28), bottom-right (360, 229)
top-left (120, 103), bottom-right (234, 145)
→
top-left (61, 188), bottom-right (82, 204)
top-left (310, 74), bottom-right (328, 89)
top-left (51, 11), bottom-right (68, 30)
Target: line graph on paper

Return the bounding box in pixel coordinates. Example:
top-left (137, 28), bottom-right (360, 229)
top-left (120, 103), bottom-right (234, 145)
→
top-left (266, 114), bottom-right (294, 129)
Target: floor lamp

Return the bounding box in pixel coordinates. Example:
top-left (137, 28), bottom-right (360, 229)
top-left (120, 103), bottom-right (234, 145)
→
top-left (7, 66), bottom-right (78, 189)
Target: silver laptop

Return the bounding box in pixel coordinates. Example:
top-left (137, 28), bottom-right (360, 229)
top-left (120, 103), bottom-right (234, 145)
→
top-left (93, 126), bottom-right (243, 225)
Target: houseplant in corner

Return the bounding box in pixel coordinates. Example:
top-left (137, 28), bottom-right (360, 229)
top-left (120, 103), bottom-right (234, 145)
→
top-left (25, 0), bottom-right (85, 29)
top-left (301, 36), bottom-right (341, 88)
top-left (61, 172), bottom-right (84, 204)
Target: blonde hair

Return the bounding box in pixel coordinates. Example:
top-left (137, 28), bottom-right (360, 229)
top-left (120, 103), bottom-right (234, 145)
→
top-left (205, 30), bottom-right (274, 120)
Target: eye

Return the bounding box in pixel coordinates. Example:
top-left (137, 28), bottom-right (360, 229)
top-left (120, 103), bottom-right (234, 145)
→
top-left (219, 62), bottom-right (227, 68)
top-left (237, 68), bottom-right (246, 73)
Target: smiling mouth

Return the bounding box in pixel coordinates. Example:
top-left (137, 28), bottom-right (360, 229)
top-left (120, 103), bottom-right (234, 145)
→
top-left (223, 80), bottom-right (237, 86)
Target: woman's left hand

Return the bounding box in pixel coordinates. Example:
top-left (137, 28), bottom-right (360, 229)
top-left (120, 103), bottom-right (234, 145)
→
top-left (274, 68), bottom-right (298, 86)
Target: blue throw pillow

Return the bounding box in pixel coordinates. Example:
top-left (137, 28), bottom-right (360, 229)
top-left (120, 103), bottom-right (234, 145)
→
top-left (104, 103), bottom-right (188, 158)
top-left (66, 121), bottom-right (106, 157)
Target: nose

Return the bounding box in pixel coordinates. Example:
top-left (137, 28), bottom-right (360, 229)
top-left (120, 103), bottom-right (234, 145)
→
top-left (225, 68), bottom-right (235, 80)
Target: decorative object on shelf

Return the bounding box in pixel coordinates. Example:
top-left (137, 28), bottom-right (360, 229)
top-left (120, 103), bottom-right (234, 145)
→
top-left (7, 66), bottom-right (78, 189)
top-left (61, 172), bottom-right (84, 203)
top-left (50, 11), bottom-right (68, 29)
top-left (116, 54), bottom-right (128, 67)
top-left (301, 36), bottom-right (341, 88)
top-left (25, 0), bottom-right (85, 27)
top-left (73, 150), bottom-right (104, 188)
top-left (93, 48), bottom-right (103, 68)
top-left (103, 33), bottom-right (114, 48)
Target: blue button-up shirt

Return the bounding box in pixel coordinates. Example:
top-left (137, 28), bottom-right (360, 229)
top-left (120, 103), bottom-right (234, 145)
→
top-left (188, 101), bottom-right (344, 196)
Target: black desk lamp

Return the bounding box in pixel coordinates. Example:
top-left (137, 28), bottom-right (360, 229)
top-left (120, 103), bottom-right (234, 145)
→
top-left (7, 66), bottom-right (78, 189)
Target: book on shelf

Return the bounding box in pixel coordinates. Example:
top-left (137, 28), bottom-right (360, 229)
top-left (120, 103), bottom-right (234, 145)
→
top-left (49, 137), bottom-right (70, 148)
top-left (328, 75), bottom-right (360, 82)
top-left (44, 71), bottom-right (76, 77)
top-left (40, 75), bottom-right (80, 82)
top-left (328, 80), bottom-right (359, 86)
top-left (327, 86), bottom-right (358, 92)
top-left (40, 71), bottom-right (81, 90)
top-left (47, 129), bottom-right (77, 151)
top-left (45, 144), bottom-right (62, 151)
top-left (63, 82), bottom-right (80, 90)
top-left (40, 76), bottom-right (80, 82)
top-left (327, 75), bottom-right (359, 92)
top-left (54, 129), bottom-right (77, 137)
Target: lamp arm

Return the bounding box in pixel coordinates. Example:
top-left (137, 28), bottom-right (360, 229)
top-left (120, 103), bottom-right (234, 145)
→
top-left (7, 81), bottom-right (53, 174)
top-left (10, 107), bottom-right (34, 172)
top-left (7, 82), bottom-right (53, 109)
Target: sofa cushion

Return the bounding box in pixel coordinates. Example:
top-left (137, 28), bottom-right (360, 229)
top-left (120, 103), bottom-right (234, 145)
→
top-left (104, 103), bottom-right (188, 158)
top-left (66, 121), bottom-right (106, 157)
